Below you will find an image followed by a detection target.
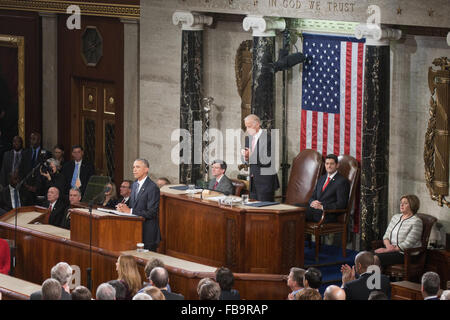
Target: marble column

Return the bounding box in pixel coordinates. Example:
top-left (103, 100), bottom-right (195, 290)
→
top-left (355, 25), bottom-right (402, 250)
top-left (243, 16), bottom-right (285, 129)
top-left (40, 12), bottom-right (58, 150)
top-left (121, 18), bottom-right (140, 180)
top-left (173, 12), bottom-right (212, 184)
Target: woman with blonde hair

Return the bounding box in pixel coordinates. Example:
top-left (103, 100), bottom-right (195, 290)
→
top-left (116, 255), bottom-right (142, 300)
top-left (142, 286), bottom-right (166, 300)
top-left (101, 182), bottom-right (118, 208)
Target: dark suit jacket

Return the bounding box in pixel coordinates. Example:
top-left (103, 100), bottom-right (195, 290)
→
top-left (306, 172), bottom-right (350, 223)
top-left (208, 175), bottom-right (234, 195)
top-left (219, 289), bottom-right (241, 300)
top-left (129, 177), bottom-right (161, 250)
top-left (161, 289), bottom-right (184, 300)
top-left (20, 147), bottom-right (52, 178)
top-left (0, 185), bottom-right (31, 213)
top-left (61, 160), bottom-right (95, 196)
top-left (343, 272), bottom-right (391, 300)
top-left (30, 287), bottom-right (72, 300)
top-left (245, 130), bottom-right (280, 201)
top-left (47, 198), bottom-right (69, 228)
top-left (117, 196), bottom-right (130, 207)
top-left (0, 149), bottom-right (24, 186)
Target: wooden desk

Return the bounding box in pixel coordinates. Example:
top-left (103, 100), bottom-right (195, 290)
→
top-left (0, 273), bottom-right (41, 300)
top-left (424, 249), bottom-right (450, 290)
top-left (391, 281), bottom-right (443, 300)
top-left (160, 186), bottom-right (306, 274)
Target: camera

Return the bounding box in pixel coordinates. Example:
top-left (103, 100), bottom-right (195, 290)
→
top-left (41, 159), bottom-right (52, 175)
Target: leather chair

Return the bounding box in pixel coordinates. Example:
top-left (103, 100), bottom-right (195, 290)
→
top-left (230, 179), bottom-right (246, 196)
top-left (372, 213), bottom-right (437, 282)
top-left (304, 154), bottom-right (360, 262)
top-left (285, 149), bottom-right (324, 205)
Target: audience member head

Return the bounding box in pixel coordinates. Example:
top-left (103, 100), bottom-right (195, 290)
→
top-left (400, 194), bottom-right (420, 215)
top-left (30, 132), bottom-right (41, 148)
top-left (440, 290), bottom-right (450, 300)
top-left (132, 293), bottom-right (152, 300)
top-left (96, 283), bottom-right (116, 300)
top-left (324, 285), bottom-right (346, 300)
top-left (295, 287), bottom-right (322, 300)
top-left (71, 145), bottom-right (84, 162)
top-left (133, 159), bottom-right (149, 181)
top-left (197, 277), bottom-right (213, 296)
top-left (215, 267), bottom-right (235, 292)
top-left (46, 158), bottom-right (61, 173)
top-left (12, 136), bottom-right (23, 151)
top-left (421, 271), bottom-right (440, 298)
top-left (368, 290), bottom-right (388, 300)
top-left (53, 144), bottom-right (65, 162)
top-left (325, 154), bottom-right (339, 175)
top-left (287, 267), bottom-right (305, 291)
top-left (116, 255), bottom-right (142, 296)
top-left (71, 286), bottom-right (92, 300)
top-left (142, 286), bottom-right (166, 300)
top-left (119, 180), bottom-right (133, 198)
top-left (42, 278), bottom-right (62, 300)
top-left (198, 279), bottom-right (221, 300)
top-left (304, 267), bottom-right (322, 289)
top-left (354, 251), bottom-right (375, 275)
top-left (47, 186), bottom-right (60, 204)
top-left (107, 280), bottom-right (127, 300)
top-left (50, 262), bottom-right (73, 288)
top-left (156, 177), bottom-right (170, 188)
top-left (69, 188), bottom-right (82, 206)
top-left (211, 160), bottom-right (227, 179)
top-left (104, 182), bottom-right (117, 200)
top-left (149, 267), bottom-right (169, 289)
top-left (144, 258), bottom-right (165, 280)
top-left (244, 114), bottom-right (261, 136)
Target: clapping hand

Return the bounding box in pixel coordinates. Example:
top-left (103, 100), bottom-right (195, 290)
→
top-left (341, 264), bottom-right (355, 284)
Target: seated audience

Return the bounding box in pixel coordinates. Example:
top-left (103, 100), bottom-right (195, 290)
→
top-left (295, 288), bottom-right (322, 300)
top-left (117, 180), bottom-right (133, 206)
top-left (108, 280), bottom-right (127, 300)
top-left (156, 177), bottom-right (170, 189)
top-left (421, 271), bottom-right (440, 300)
top-left (374, 195), bottom-right (423, 269)
top-left (133, 292), bottom-right (152, 300)
top-left (41, 278), bottom-right (62, 300)
top-left (115, 254), bottom-right (142, 300)
top-left (287, 267), bottom-right (305, 300)
top-left (52, 144), bottom-right (65, 167)
top-left (198, 279), bottom-right (221, 300)
top-left (30, 262), bottom-right (72, 300)
top-left (96, 283), bottom-right (116, 300)
top-left (303, 267), bottom-right (322, 291)
top-left (208, 160), bottom-right (234, 195)
top-left (100, 182), bottom-right (118, 208)
top-left (368, 290), bottom-right (388, 300)
top-left (323, 285), bottom-right (346, 300)
top-left (46, 186), bottom-right (69, 228)
top-left (38, 158), bottom-right (66, 201)
top-left (142, 286), bottom-right (166, 300)
top-left (140, 257), bottom-right (171, 293)
top-left (215, 267), bottom-right (240, 300)
top-left (71, 286), bottom-right (92, 300)
top-left (149, 267), bottom-right (184, 300)
top-left (440, 290), bottom-right (450, 300)
top-left (61, 187), bottom-right (82, 229)
top-left (341, 251), bottom-right (390, 300)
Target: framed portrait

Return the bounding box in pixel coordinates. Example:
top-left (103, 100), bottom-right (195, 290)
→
top-left (0, 34), bottom-right (25, 149)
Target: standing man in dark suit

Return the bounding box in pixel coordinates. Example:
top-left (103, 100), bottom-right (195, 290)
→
top-left (116, 158), bottom-right (161, 251)
top-left (61, 145), bottom-right (95, 197)
top-left (0, 135), bottom-right (23, 187)
top-left (0, 171), bottom-right (31, 216)
top-left (46, 186), bottom-right (69, 228)
top-left (306, 154), bottom-right (350, 223)
top-left (208, 160), bottom-right (234, 195)
top-left (241, 114), bottom-right (279, 201)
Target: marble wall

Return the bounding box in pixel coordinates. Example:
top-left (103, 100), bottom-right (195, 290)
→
top-left (140, 2), bottom-right (449, 239)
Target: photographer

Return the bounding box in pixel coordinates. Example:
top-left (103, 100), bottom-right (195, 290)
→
top-left (38, 158), bottom-right (66, 203)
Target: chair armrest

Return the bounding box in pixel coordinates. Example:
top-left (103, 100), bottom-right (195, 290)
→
top-left (371, 240), bottom-right (384, 250)
top-left (403, 246), bottom-right (426, 256)
top-left (316, 209), bottom-right (347, 226)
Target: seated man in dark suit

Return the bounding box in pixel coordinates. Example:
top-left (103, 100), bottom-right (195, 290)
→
top-left (341, 251), bottom-right (391, 300)
top-left (46, 187), bottom-right (69, 228)
top-left (208, 160), bottom-right (234, 195)
top-left (421, 271), bottom-right (440, 300)
top-left (61, 187), bottom-right (82, 230)
top-left (117, 180), bottom-right (132, 206)
top-left (30, 262), bottom-right (72, 300)
top-left (215, 267), bottom-right (240, 300)
top-left (61, 145), bottom-right (95, 197)
top-left (305, 154), bottom-right (350, 223)
top-left (149, 267), bottom-right (184, 300)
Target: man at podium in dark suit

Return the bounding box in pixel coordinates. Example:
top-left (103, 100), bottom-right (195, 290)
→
top-left (116, 159), bottom-right (161, 252)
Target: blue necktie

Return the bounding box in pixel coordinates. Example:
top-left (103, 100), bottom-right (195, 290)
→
top-left (14, 188), bottom-right (20, 208)
top-left (31, 148), bottom-right (37, 167)
top-left (71, 162), bottom-right (79, 188)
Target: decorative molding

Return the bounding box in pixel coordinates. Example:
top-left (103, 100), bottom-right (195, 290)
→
top-left (172, 11), bottom-right (213, 31)
top-left (243, 15), bottom-right (285, 37)
top-left (290, 19), bottom-right (359, 36)
top-left (354, 24), bottom-right (402, 46)
top-left (0, 0), bottom-right (139, 19)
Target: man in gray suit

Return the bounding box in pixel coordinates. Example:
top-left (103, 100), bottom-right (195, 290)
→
top-left (116, 158), bottom-right (161, 251)
top-left (208, 160), bottom-right (234, 196)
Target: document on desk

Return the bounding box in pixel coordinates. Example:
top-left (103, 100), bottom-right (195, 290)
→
top-left (97, 207), bottom-right (137, 217)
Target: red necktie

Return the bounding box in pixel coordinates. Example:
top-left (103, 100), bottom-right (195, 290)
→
top-left (121, 198), bottom-right (126, 204)
top-left (48, 204), bottom-right (53, 211)
top-left (322, 176), bottom-right (331, 192)
top-left (213, 181), bottom-right (218, 190)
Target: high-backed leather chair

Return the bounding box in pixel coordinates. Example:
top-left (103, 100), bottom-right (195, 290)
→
top-left (285, 149), bottom-right (324, 205)
top-left (230, 179), bottom-right (246, 196)
top-left (305, 154), bottom-right (360, 262)
top-left (372, 213), bottom-right (437, 282)
top-left (0, 238), bottom-right (10, 275)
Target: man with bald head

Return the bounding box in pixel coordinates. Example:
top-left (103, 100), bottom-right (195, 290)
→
top-left (47, 186), bottom-right (68, 228)
top-left (341, 251), bottom-right (390, 300)
top-left (324, 285), bottom-right (346, 300)
top-left (117, 158), bottom-right (161, 251)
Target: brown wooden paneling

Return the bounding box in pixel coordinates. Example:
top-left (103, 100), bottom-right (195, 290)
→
top-left (58, 14), bottom-right (124, 185)
top-left (0, 10), bottom-right (41, 145)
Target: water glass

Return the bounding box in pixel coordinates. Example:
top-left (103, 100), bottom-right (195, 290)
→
top-left (241, 194), bottom-right (249, 204)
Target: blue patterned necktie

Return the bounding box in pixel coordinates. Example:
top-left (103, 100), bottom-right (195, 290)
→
top-left (14, 188), bottom-right (20, 208)
top-left (71, 162), bottom-right (79, 188)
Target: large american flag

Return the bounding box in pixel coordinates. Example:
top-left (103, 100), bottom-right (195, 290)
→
top-left (300, 34), bottom-right (365, 232)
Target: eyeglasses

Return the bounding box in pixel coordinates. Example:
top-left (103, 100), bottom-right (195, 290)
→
top-left (120, 185), bottom-right (130, 188)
